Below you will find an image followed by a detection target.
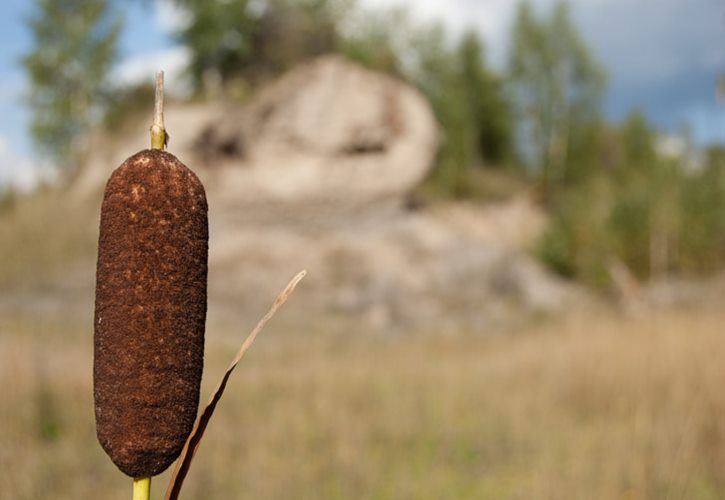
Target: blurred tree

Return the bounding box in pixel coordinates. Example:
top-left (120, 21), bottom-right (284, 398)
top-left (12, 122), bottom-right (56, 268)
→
top-left (508, 0), bottom-right (606, 195)
top-left (339, 5), bottom-right (409, 76)
top-left (22, 0), bottom-right (121, 166)
top-left (613, 111), bottom-right (681, 279)
top-left (407, 23), bottom-right (469, 196)
top-left (621, 110), bottom-right (657, 171)
top-left (538, 175), bottom-right (615, 284)
top-left (539, 108), bottom-right (725, 286)
top-left (250, 0), bottom-right (341, 80)
top-left (173, 0), bottom-right (256, 94)
top-left (174, 0), bottom-right (346, 94)
top-left (405, 26), bottom-right (513, 198)
top-left (456, 31), bottom-right (512, 166)
top-left (679, 147), bottom-right (725, 272)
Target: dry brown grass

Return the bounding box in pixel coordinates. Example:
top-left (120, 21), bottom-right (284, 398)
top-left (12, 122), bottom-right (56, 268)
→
top-left (0, 187), bottom-right (98, 290)
top-left (2, 303), bottom-right (725, 499)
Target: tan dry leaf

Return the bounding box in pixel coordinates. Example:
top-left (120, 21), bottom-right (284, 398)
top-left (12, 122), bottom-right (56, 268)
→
top-left (164, 270), bottom-right (307, 500)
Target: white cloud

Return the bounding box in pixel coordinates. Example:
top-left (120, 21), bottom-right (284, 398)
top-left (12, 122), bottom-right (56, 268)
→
top-left (153, 0), bottom-right (192, 34)
top-left (358, 0), bottom-right (514, 64)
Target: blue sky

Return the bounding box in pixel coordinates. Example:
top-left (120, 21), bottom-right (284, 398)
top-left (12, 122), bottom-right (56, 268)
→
top-left (0, 0), bottom-right (173, 187)
top-left (1, 0), bottom-right (724, 187)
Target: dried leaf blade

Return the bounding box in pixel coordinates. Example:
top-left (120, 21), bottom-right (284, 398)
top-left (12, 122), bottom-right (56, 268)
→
top-left (164, 270), bottom-right (307, 500)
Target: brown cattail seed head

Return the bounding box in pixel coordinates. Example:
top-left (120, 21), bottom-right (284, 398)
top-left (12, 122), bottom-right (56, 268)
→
top-left (94, 149), bottom-right (208, 477)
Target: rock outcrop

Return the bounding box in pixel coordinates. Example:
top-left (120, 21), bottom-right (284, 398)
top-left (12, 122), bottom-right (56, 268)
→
top-left (77, 55), bottom-right (438, 219)
top-left (75, 55), bottom-right (580, 333)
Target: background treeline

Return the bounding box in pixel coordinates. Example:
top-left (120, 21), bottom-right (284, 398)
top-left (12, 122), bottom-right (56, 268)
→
top-left (22, 0), bottom-right (725, 287)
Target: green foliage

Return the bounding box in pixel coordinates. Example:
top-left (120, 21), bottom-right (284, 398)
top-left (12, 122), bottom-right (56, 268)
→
top-left (678, 148), bottom-right (725, 272)
top-left (253, 0), bottom-right (344, 77)
top-left (508, 0), bottom-right (606, 194)
top-left (538, 176), bottom-right (615, 284)
top-left (338, 5), bottom-right (408, 75)
top-left (457, 32), bottom-right (512, 166)
top-left (412, 29), bottom-right (511, 164)
top-left (173, 0), bottom-right (255, 92)
top-left (393, 24), bottom-right (513, 199)
top-left (174, 0), bottom-right (345, 93)
top-left (34, 368), bottom-right (64, 442)
top-left (345, 8), bottom-right (516, 199)
top-left (539, 111), bottom-right (725, 286)
top-left (622, 111), bottom-right (658, 168)
top-left (22, 0), bottom-right (121, 166)
top-left (407, 23), bottom-right (471, 197)
top-left (505, 2), bottom-right (723, 285)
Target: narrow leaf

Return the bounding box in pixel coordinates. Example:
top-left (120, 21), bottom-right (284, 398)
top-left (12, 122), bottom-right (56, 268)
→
top-left (164, 270), bottom-right (307, 500)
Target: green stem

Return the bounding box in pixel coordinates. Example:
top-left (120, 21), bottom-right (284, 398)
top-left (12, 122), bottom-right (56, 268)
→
top-left (133, 476), bottom-right (151, 500)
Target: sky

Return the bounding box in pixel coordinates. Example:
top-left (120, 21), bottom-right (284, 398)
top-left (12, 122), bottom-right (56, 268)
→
top-left (1, 0), bottom-right (724, 188)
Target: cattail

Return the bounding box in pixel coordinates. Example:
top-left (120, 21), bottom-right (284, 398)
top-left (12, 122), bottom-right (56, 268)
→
top-left (93, 72), bottom-right (208, 482)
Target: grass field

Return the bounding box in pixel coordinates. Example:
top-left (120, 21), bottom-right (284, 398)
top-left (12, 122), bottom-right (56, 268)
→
top-left (2, 303), bottom-right (725, 499)
top-left (1, 186), bottom-right (724, 498)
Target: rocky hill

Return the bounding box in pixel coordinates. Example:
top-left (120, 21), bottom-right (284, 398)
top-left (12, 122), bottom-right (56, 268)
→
top-left (72, 55), bottom-right (580, 333)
